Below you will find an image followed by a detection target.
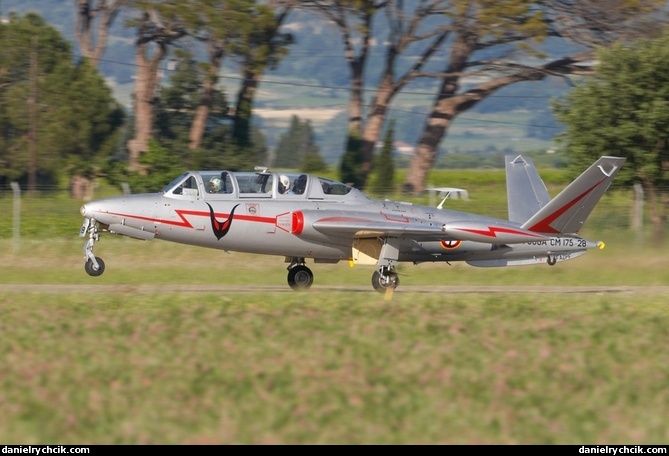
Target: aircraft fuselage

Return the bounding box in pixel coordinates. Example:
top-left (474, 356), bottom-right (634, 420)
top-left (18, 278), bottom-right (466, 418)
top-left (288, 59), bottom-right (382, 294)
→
top-left (79, 160), bottom-right (623, 291)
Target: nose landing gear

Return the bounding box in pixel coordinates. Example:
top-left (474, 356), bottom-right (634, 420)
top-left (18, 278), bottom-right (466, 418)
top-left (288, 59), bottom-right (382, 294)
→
top-left (81, 218), bottom-right (106, 277)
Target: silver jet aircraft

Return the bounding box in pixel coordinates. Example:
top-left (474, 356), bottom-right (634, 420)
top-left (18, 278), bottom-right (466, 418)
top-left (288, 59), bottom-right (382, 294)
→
top-left (79, 155), bottom-right (625, 292)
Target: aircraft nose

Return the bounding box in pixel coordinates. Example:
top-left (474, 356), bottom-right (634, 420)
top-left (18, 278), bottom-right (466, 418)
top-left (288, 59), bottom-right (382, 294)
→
top-left (80, 198), bottom-right (116, 221)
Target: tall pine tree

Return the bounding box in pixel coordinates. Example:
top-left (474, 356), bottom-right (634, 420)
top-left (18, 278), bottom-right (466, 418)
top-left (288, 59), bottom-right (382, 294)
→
top-left (274, 115), bottom-right (325, 171)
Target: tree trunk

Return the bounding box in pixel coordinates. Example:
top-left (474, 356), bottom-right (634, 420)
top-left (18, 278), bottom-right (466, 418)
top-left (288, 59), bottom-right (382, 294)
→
top-left (405, 70), bottom-right (544, 194)
top-left (358, 74), bottom-right (395, 186)
top-left (75, 0), bottom-right (124, 65)
top-left (127, 40), bottom-right (165, 171)
top-left (404, 85), bottom-right (460, 194)
top-left (189, 45), bottom-right (223, 150)
top-left (348, 63), bottom-right (364, 135)
top-left (233, 67), bottom-right (260, 147)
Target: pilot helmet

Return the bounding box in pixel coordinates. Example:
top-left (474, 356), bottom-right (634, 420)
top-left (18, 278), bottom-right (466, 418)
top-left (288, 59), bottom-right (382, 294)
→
top-left (209, 177), bottom-right (222, 192)
top-left (280, 175), bottom-right (290, 189)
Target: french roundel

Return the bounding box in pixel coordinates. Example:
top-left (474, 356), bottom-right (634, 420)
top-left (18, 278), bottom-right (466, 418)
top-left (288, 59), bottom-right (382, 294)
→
top-left (440, 239), bottom-right (461, 249)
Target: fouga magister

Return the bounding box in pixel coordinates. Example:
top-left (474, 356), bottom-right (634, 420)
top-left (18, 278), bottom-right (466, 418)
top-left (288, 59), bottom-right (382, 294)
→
top-left (79, 155), bottom-right (625, 293)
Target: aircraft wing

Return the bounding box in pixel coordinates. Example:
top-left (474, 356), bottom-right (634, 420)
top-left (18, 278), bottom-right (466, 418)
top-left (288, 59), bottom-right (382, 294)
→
top-left (309, 213), bottom-right (548, 244)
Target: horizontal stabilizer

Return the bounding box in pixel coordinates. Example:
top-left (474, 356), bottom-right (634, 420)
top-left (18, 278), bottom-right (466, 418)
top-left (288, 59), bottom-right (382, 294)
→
top-left (522, 156), bottom-right (626, 234)
top-left (442, 221), bottom-right (548, 244)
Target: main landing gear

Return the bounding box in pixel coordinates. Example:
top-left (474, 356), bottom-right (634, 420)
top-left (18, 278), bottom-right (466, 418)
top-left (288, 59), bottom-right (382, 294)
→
top-left (286, 259), bottom-right (399, 293)
top-left (371, 266), bottom-right (399, 294)
top-left (287, 257), bottom-right (314, 290)
top-left (81, 218), bottom-right (106, 277)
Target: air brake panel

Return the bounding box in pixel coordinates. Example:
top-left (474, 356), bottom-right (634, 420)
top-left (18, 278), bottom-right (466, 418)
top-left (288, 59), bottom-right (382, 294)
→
top-left (351, 238), bottom-right (382, 265)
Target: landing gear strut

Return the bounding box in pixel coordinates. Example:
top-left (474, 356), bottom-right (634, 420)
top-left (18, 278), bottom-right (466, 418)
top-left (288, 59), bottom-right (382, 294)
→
top-left (287, 257), bottom-right (313, 290)
top-left (81, 218), bottom-right (106, 277)
top-left (371, 266), bottom-right (399, 294)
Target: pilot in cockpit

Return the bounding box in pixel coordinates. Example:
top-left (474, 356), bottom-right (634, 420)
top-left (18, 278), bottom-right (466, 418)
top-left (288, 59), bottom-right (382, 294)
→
top-left (209, 177), bottom-right (223, 193)
top-left (292, 174), bottom-right (307, 195)
top-left (279, 175), bottom-right (290, 194)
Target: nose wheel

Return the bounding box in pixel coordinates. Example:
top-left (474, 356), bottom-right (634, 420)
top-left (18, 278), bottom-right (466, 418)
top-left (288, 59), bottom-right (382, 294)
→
top-left (371, 267), bottom-right (399, 293)
top-left (85, 257), bottom-right (106, 276)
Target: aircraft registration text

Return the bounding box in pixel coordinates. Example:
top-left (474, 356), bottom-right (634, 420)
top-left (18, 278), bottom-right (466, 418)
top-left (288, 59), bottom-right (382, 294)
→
top-left (526, 238), bottom-right (587, 247)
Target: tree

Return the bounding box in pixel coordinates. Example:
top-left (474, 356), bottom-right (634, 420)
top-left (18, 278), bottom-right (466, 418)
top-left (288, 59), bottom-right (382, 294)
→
top-left (339, 129), bottom-right (364, 187)
top-left (308, 1), bottom-right (446, 189)
top-left (371, 119), bottom-right (395, 196)
top-left (44, 59), bottom-right (125, 196)
top-left (305, 1), bottom-right (665, 192)
top-left (230, 1), bottom-right (294, 148)
top-left (121, 139), bottom-right (184, 193)
top-left (124, 0), bottom-right (292, 171)
top-left (403, 0), bottom-right (667, 194)
top-left (149, 57), bottom-right (267, 173)
top-left (75, 0), bottom-right (126, 66)
top-left (0, 12), bottom-right (123, 195)
top-left (553, 35), bottom-right (669, 243)
top-left (153, 58), bottom-right (228, 168)
top-left (301, 150), bottom-right (328, 174)
top-left (0, 13), bottom-right (70, 189)
top-left (274, 115), bottom-right (325, 170)
top-left (125, 1), bottom-right (187, 171)
top-left (179, 0), bottom-right (290, 149)
top-left (305, 0), bottom-right (383, 137)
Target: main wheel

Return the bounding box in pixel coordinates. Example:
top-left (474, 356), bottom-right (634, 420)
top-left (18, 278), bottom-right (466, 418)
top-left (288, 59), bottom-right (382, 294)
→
top-left (85, 257), bottom-right (106, 277)
top-left (287, 265), bottom-right (313, 290)
top-left (371, 270), bottom-right (399, 293)
top-left (547, 255), bottom-right (557, 266)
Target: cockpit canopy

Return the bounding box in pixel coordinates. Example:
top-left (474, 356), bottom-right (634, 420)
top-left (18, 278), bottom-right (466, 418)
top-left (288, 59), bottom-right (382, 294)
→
top-left (161, 169), bottom-right (370, 202)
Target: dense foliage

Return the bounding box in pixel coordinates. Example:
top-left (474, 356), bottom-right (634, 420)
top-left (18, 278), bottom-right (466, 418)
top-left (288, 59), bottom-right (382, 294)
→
top-left (554, 34), bottom-right (669, 240)
top-left (274, 115), bottom-right (326, 172)
top-left (0, 12), bottom-right (124, 189)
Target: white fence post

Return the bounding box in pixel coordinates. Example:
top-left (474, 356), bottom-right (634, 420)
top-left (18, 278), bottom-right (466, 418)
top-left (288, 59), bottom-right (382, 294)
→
top-left (10, 182), bottom-right (21, 253)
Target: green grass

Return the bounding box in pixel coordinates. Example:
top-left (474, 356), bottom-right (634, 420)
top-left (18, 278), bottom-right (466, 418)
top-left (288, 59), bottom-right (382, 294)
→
top-left (1, 175), bottom-right (667, 444)
top-left (1, 235), bottom-right (668, 444)
top-left (1, 288), bottom-right (668, 444)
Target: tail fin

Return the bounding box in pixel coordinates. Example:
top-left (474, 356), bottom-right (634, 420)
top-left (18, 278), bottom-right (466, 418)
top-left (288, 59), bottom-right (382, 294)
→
top-left (506, 155), bottom-right (551, 223)
top-left (520, 156), bottom-right (626, 235)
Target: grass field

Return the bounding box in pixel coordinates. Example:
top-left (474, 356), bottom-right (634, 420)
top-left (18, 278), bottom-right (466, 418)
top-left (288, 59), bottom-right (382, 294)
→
top-left (1, 233), bottom-right (668, 444)
top-left (1, 174), bottom-right (667, 444)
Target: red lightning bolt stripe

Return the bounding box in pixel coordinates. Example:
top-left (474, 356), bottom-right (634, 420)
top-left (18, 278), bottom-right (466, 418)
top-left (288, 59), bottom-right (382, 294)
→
top-left (526, 179), bottom-right (605, 233)
top-left (105, 209), bottom-right (275, 228)
top-left (456, 226), bottom-right (546, 239)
